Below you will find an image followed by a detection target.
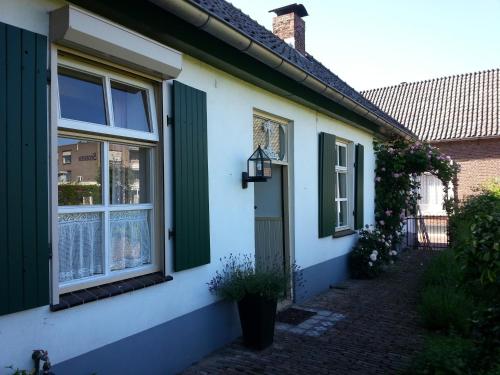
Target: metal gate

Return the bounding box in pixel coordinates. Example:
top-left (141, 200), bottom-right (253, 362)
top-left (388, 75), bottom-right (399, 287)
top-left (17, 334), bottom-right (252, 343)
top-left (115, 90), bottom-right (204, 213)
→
top-left (404, 216), bottom-right (449, 249)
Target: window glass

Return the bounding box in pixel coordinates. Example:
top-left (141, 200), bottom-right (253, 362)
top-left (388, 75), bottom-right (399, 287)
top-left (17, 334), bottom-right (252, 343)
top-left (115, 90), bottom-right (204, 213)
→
top-left (338, 145), bottom-right (347, 167)
top-left (339, 201), bottom-right (348, 227)
top-left (109, 144), bottom-right (151, 204)
top-left (111, 81), bottom-right (151, 132)
top-left (58, 138), bottom-right (102, 206)
top-left (338, 173), bottom-right (347, 199)
top-left (110, 210), bottom-right (151, 271)
top-left (58, 67), bottom-right (107, 125)
top-left (58, 212), bottom-right (104, 282)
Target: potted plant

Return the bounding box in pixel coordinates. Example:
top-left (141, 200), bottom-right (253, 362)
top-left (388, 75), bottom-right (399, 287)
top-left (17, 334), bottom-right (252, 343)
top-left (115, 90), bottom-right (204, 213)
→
top-left (208, 254), bottom-right (292, 350)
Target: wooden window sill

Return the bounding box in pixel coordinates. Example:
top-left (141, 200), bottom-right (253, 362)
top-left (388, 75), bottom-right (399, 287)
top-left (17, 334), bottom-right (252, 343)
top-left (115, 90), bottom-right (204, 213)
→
top-left (332, 229), bottom-right (356, 238)
top-left (50, 272), bottom-right (173, 312)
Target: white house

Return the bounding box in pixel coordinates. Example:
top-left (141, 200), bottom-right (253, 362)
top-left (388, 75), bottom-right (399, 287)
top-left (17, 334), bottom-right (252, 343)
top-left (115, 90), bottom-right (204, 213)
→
top-left (0, 1), bottom-right (413, 373)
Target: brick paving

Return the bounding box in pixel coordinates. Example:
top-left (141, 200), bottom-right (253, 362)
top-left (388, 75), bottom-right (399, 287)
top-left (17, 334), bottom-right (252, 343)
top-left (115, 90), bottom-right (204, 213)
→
top-left (182, 249), bottom-right (435, 375)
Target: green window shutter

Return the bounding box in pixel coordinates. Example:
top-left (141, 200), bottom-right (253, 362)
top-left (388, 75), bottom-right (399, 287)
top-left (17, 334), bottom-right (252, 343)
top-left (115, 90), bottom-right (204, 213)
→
top-left (318, 132), bottom-right (337, 238)
top-left (0, 22), bottom-right (49, 316)
top-left (354, 144), bottom-right (364, 229)
top-left (173, 81), bottom-right (210, 271)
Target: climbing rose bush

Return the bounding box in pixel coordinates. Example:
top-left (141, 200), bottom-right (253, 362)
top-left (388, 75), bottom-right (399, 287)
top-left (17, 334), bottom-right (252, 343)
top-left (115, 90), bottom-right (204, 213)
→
top-left (374, 137), bottom-right (459, 239)
top-left (349, 225), bottom-right (398, 278)
top-left (350, 137), bottom-right (458, 278)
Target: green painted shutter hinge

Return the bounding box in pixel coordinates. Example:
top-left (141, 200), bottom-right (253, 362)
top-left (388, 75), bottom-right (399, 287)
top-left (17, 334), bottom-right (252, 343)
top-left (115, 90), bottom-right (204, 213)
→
top-left (167, 115), bottom-right (173, 126)
top-left (168, 228), bottom-right (175, 240)
top-left (46, 69), bottom-right (51, 84)
top-left (48, 242), bottom-right (53, 259)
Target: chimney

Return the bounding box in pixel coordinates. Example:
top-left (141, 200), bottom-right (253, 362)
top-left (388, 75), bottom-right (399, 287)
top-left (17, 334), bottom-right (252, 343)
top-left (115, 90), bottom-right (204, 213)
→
top-left (270, 4), bottom-right (309, 55)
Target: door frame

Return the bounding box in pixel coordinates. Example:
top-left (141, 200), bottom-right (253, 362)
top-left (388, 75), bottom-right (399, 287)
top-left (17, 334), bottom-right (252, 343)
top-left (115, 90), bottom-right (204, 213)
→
top-left (253, 109), bottom-right (294, 304)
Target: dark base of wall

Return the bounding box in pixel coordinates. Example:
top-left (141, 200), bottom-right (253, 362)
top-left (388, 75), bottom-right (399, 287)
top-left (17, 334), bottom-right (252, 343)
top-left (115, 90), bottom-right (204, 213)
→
top-left (53, 300), bottom-right (241, 375)
top-left (295, 253), bottom-right (350, 303)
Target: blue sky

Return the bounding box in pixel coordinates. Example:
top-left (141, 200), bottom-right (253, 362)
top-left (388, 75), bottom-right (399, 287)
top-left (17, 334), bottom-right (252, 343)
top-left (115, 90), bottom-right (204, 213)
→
top-left (228, 0), bottom-right (500, 91)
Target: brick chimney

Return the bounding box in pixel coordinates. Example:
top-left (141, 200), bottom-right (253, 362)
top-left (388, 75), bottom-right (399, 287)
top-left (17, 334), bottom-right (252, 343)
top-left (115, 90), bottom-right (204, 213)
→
top-left (270, 4), bottom-right (309, 55)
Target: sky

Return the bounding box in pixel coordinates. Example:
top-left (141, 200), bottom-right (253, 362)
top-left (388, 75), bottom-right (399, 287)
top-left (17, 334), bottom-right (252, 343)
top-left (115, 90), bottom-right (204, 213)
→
top-left (227, 0), bottom-right (500, 91)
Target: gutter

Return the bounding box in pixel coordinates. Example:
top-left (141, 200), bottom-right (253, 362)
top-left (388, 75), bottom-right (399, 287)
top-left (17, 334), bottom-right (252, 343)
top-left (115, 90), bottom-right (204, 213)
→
top-left (150, 0), bottom-right (415, 140)
top-left (429, 134), bottom-right (500, 143)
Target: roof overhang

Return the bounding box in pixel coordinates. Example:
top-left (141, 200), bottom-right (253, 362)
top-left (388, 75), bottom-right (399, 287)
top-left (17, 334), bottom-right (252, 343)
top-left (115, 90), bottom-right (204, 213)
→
top-left (149, 0), bottom-right (414, 140)
top-left (68, 0), bottom-right (415, 140)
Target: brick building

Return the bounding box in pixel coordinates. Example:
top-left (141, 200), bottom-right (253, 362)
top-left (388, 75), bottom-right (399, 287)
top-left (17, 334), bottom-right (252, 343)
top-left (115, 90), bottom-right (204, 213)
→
top-left (362, 69), bottom-right (500, 203)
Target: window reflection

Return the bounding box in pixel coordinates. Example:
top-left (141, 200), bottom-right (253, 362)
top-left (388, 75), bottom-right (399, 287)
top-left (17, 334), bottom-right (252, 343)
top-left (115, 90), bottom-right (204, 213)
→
top-left (111, 81), bottom-right (151, 132)
top-left (58, 67), bottom-right (107, 125)
top-left (109, 144), bottom-right (150, 204)
top-left (58, 138), bottom-right (102, 206)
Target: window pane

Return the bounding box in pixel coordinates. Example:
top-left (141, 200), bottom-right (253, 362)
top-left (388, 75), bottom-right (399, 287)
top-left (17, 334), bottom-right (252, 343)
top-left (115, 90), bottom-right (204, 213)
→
top-left (58, 67), bottom-right (107, 125)
top-left (110, 210), bottom-right (151, 271)
top-left (337, 173), bottom-right (347, 199)
top-left (58, 212), bottom-right (104, 282)
top-left (109, 144), bottom-right (151, 204)
top-left (58, 138), bottom-right (102, 206)
top-left (339, 201), bottom-right (348, 227)
top-left (338, 145), bottom-right (347, 167)
top-left (111, 81), bottom-right (151, 132)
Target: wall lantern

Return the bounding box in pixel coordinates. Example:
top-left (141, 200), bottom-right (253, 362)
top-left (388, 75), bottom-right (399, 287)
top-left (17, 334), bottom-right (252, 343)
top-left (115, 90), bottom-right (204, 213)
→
top-left (242, 145), bottom-right (272, 189)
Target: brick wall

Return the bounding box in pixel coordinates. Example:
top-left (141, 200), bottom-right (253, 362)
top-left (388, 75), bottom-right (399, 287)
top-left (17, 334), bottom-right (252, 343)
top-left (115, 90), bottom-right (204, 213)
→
top-left (434, 138), bottom-right (500, 200)
top-left (272, 13), bottom-right (305, 54)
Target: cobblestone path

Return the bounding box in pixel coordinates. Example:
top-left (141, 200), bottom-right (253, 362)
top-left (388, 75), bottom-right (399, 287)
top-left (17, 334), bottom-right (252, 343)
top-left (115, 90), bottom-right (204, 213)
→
top-left (182, 250), bottom-right (435, 375)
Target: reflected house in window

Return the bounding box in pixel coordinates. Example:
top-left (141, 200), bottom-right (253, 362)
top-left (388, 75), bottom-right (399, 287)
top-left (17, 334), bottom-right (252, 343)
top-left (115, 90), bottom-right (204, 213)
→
top-left (109, 144), bottom-right (149, 205)
top-left (58, 138), bottom-right (102, 206)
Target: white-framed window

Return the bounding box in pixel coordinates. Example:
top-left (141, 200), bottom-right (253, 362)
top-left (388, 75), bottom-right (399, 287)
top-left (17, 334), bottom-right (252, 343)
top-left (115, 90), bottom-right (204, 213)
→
top-left (55, 53), bottom-right (162, 293)
top-left (62, 151), bottom-right (72, 164)
top-left (335, 141), bottom-right (354, 231)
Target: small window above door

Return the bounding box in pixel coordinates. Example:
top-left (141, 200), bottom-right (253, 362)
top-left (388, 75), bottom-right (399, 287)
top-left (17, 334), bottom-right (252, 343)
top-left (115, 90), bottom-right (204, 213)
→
top-left (253, 114), bottom-right (288, 163)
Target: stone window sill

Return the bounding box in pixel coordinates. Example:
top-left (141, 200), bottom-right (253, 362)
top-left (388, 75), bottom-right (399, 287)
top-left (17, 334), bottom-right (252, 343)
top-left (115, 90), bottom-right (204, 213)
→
top-left (332, 229), bottom-right (357, 238)
top-left (50, 272), bottom-right (173, 312)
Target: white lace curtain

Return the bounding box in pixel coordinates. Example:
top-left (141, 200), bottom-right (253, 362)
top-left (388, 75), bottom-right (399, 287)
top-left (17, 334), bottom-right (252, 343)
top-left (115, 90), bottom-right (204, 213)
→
top-left (58, 212), bottom-right (103, 282)
top-left (58, 210), bottom-right (151, 282)
top-left (110, 210), bottom-right (151, 270)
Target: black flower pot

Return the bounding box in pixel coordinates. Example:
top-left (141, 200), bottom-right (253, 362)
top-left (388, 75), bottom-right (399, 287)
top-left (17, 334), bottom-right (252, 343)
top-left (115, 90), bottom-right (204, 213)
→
top-left (237, 293), bottom-right (277, 350)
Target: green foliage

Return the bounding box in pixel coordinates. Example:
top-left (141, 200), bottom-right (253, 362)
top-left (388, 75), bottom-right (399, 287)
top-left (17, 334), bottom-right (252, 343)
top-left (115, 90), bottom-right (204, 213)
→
top-left (58, 184), bottom-right (101, 206)
top-left (408, 334), bottom-right (477, 375)
top-left (471, 306), bottom-right (500, 370)
top-left (450, 183), bottom-right (500, 300)
top-left (419, 250), bottom-right (473, 335)
top-left (422, 250), bottom-right (462, 288)
top-left (374, 138), bottom-right (458, 239)
top-left (207, 253), bottom-right (294, 301)
top-left (349, 225), bottom-right (398, 278)
top-left (419, 285), bottom-right (473, 335)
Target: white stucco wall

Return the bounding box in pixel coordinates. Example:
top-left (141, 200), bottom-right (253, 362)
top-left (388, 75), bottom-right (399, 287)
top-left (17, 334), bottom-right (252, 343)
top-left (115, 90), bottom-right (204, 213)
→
top-left (0, 1), bottom-right (376, 370)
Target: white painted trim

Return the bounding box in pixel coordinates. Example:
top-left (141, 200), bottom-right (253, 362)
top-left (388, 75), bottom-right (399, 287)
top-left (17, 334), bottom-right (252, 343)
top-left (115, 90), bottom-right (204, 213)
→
top-left (53, 51), bottom-right (163, 294)
top-left (49, 44), bottom-right (60, 306)
top-left (50, 5), bottom-right (182, 79)
top-left (334, 140), bottom-right (355, 231)
top-left (57, 55), bottom-right (159, 142)
top-left (163, 81), bottom-right (174, 274)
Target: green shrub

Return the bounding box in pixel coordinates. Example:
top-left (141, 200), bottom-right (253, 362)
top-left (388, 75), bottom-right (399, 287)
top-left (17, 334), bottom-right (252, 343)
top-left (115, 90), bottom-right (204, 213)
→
top-left (422, 250), bottom-right (462, 288)
top-left (419, 284), bottom-right (473, 335)
top-left (450, 183), bottom-right (500, 303)
top-left (408, 334), bottom-right (477, 375)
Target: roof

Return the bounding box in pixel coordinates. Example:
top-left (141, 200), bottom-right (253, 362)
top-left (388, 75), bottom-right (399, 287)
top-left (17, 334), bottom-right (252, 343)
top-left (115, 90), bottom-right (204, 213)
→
top-left (188, 0), bottom-right (409, 134)
top-left (270, 4), bottom-right (308, 17)
top-left (362, 69), bottom-right (500, 141)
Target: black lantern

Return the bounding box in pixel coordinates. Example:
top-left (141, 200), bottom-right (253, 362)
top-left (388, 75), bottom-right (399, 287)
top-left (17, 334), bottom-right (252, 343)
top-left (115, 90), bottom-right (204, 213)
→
top-left (242, 145), bottom-right (272, 189)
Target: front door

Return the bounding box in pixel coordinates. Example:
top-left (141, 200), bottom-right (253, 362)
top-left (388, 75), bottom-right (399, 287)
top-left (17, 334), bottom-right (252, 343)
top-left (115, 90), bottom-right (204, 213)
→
top-left (254, 164), bottom-right (285, 276)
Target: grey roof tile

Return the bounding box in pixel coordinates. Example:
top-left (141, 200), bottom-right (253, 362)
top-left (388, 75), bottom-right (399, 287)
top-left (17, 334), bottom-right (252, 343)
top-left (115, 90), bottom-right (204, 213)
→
top-left (362, 69), bottom-right (500, 141)
top-left (188, 0), bottom-right (408, 133)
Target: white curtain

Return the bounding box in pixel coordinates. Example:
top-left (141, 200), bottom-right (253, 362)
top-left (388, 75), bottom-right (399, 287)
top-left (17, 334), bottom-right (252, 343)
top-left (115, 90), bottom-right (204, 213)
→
top-left (110, 210), bottom-right (151, 271)
top-left (58, 212), bottom-right (103, 282)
